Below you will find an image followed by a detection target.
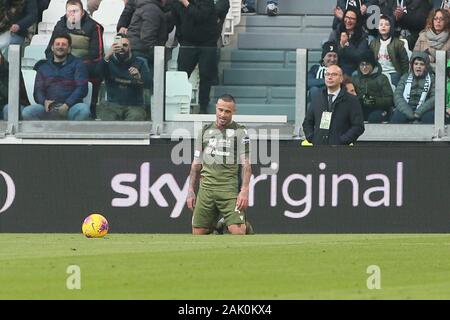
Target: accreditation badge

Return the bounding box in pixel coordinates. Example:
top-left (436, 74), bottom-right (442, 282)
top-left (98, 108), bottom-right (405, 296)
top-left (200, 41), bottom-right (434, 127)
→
top-left (320, 111), bottom-right (332, 130)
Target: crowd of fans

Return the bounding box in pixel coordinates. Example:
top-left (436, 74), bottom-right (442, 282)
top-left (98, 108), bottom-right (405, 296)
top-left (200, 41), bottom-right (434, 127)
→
top-left (309, 0), bottom-right (450, 124)
top-left (1, 0), bottom-right (450, 124)
top-left (0, 0), bottom-right (230, 121)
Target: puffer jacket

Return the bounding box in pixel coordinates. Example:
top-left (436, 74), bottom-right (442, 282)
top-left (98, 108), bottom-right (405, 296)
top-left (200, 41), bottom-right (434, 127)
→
top-left (126, 0), bottom-right (168, 57)
top-left (45, 12), bottom-right (104, 64)
top-left (394, 51), bottom-right (435, 119)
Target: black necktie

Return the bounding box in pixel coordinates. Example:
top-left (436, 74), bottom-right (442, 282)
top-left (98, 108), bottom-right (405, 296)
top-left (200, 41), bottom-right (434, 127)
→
top-left (328, 94), bottom-right (334, 109)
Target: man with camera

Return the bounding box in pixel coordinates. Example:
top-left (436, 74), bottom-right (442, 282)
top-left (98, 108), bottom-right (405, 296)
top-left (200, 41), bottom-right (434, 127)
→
top-left (95, 33), bottom-right (151, 121)
top-left (352, 51), bottom-right (394, 123)
top-left (21, 33), bottom-right (91, 120)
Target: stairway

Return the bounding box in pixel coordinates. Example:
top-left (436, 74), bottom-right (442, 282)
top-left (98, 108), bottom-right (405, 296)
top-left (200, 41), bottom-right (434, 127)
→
top-left (210, 1), bottom-right (335, 121)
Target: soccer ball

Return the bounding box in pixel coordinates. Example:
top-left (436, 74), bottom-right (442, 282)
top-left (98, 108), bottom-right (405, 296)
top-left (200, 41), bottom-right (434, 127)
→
top-left (82, 214), bottom-right (109, 238)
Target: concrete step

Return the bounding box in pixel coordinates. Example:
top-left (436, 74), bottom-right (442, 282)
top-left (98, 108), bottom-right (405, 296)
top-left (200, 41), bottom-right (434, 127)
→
top-left (206, 103), bottom-right (295, 121)
top-left (212, 85), bottom-right (295, 99)
top-left (223, 68), bottom-right (296, 86)
top-left (256, 0), bottom-right (336, 15)
top-left (238, 33), bottom-right (328, 50)
top-left (243, 15), bottom-right (333, 28)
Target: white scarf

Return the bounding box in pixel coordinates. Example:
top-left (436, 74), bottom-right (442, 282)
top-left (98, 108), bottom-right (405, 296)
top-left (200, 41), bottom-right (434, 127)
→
top-left (316, 65), bottom-right (327, 79)
top-left (346, 0), bottom-right (361, 9)
top-left (403, 73), bottom-right (432, 111)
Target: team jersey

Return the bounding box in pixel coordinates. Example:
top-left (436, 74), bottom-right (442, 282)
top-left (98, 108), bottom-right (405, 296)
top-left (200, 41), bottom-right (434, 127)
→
top-left (194, 121), bottom-right (250, 191)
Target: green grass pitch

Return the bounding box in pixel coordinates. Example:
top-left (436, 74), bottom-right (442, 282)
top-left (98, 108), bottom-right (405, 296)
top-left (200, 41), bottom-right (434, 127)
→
top-left (1, 234), bottom-right (449, 299)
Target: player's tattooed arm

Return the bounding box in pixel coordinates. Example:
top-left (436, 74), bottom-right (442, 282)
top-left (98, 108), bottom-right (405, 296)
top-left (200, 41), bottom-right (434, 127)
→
top-left (237, 155), bottom-right (252, 211)
top-left (187, 158), bottom-right (202, 211)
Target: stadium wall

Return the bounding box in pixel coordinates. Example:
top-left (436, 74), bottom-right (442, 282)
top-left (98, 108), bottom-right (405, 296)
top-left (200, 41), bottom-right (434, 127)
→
top-left (0, 141), bottom-right (449, 233)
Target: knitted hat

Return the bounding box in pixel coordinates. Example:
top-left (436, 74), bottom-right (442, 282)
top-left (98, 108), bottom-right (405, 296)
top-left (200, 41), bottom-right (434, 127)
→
top-left (321, 41), bottom-right (339, 60)
top-left (359, 51), bottom-right (376, 67)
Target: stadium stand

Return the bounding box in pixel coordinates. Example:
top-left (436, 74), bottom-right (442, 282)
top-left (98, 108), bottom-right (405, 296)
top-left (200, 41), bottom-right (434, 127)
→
top-left (1, 0), bottom-right (449, 142)
top-left (212, 1), bottom-right (335, 121)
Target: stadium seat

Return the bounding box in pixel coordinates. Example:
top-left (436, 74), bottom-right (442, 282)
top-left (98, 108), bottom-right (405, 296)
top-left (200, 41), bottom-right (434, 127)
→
top-left (30, 34), bottom-right (51, 46)
top-left (22, 45), bottom-right (46, 69)
top-left (22, 69), bottom-right (37, 105)
top-left (400, 38), bottom-right (412, 60)
top-left (222, 0), bottom-right (241, 46)
top-left (165, 71), bottom-right (192, 121)
top-left (92, 0), bottom-right (124, 27)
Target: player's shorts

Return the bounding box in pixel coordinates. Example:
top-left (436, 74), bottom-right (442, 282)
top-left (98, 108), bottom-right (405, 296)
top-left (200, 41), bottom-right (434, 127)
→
top-left (192, 187), bottom-right (246, 230)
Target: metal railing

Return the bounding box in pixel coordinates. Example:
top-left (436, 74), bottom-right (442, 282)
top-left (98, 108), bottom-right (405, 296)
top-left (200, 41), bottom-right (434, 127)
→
top-left (1, 45), bottom-right (449, 143)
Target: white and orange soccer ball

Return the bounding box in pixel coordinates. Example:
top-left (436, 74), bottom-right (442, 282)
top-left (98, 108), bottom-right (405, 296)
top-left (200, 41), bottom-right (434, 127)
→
top-left (82, 214), bottom-right (109, 238)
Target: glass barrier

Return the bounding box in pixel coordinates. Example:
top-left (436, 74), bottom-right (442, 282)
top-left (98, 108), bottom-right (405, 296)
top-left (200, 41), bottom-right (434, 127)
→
top-left (0, 50), bottom-right (7, 128)
top-left (447, 58), bottom-right (450, 125)
top-left (164, 45), bottom-right (296, 124)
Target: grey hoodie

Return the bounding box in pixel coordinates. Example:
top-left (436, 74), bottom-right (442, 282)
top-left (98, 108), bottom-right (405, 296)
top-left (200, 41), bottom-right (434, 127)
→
top-left (393, 51), bottom-right (435, 119)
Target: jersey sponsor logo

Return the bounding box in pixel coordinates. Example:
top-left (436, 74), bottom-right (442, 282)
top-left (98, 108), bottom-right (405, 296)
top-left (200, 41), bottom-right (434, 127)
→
top-left (226, 129), bottom-right (235, 137)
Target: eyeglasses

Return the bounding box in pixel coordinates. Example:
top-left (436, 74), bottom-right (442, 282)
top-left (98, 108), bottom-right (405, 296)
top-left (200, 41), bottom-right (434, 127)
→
top-left (359, 62), bottom-right (372, 67)
top-left (67, 9), bottom-right (81, 14)
top-left (433, 17), bottom-right (445, 22)
top-left (325, 72), bottom-right (341, 77)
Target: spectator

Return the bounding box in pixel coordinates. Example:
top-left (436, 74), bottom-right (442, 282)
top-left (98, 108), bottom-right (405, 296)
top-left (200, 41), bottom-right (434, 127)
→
top-left (45, 0), bottom-right (104, 116)
top-left (353, 51), bottom-right (394, 123)
top-left (0, 0), bottom-right (25, 51)
top-left (87, 0), bottom-right (102, 14)
top-left (308, 41), bottom-right (339, 98)
top-left (393, 0), bottom-right (433, 50)
top-left (241, 1), bottom-right (279, 16)
top-left (370, 14), bottom-right (409, 87)
top-left (37, 0), bottom-right (50, 23)
top-left (333, 0), bottom-right (376, 30)
top-left (172, 0), bottom-right (222, 114)
top-left (21, 33), bottom-right (90, 120)
top-left (117, 0), bottom-right (136, 34)
top-left (9, 0), bottom-right (38, 46)
top-left (414, 8), bottom-right (450, 71)
top-left (342, 75), bottom-right (357, 95)
top-left (391, 52), bottom-right (435, 124)
top-left (329, 7), bottom-right (369, 75)
top-left (1, 50), bottom-right (30, 120)
top-left (302, 64), bottom-right (365, 145)
top-left (433, 0), bottom-right (450, 11)
top-left (95, 33), bottom-right (151, 121)
top-left (126, 0), bottom-right (168, 75)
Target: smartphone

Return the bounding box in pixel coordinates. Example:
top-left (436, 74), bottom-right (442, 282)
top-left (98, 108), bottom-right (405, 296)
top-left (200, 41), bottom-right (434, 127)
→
top-left (114, 35), bottom-right (123, 48)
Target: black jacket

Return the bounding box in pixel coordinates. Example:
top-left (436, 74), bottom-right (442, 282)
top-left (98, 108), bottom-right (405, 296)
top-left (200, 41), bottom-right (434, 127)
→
top-left (45, 13), bottom-right (104, 64)
top-left (126, 0), bottom-right (168, 57)
top-left (13, 0), bottom-right (37, 37)
top-left (171, 0), bottom-right (219, 46)
top-left (303, 87), bottom-right (365, 145)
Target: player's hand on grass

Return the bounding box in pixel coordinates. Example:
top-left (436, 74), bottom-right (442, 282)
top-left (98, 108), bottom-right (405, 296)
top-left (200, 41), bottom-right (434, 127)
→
top-left (186, 190), bottom-right (196, 211)
top-left (236, 188), bottom-right (249, 211)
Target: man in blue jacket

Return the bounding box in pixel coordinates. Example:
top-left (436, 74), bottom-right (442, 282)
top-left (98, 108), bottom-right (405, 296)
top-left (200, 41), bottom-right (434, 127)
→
top-left (22, 33), bottom-right (91, 120)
